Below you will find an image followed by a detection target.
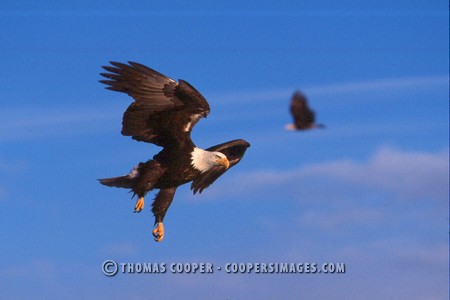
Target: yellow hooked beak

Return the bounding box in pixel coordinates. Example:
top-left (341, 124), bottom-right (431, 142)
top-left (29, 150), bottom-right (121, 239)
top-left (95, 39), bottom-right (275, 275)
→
top-left (216, 157), bottom-right (230, 169)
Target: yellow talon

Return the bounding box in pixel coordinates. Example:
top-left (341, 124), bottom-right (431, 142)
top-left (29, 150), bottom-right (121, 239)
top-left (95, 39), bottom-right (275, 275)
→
top-left (152, 222), bottom-right (164, 242)
top-left (134, 197), bottom-right (144, 213)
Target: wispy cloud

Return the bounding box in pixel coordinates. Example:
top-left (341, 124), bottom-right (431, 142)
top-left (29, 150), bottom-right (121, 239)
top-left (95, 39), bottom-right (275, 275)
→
top-left (204, 146), bottom-right (449, 202)
top-left (100, 242), bottom-right (139, 256)
top-left (0, 156), bottom-right (28, 200)
top-left (301, 146), bottom-right (449, 200)
top-left (2, 75), bottom-right (446, 142)
top-left (298, 206), bottom-right (386, 231)
top-left (0, 104), bottom-right (120, 142)
top-left (212, 75), bottom-right (448, 104)
top-left (0, 156), bottom-right (28, 174)
top-left (0, 259), bottom-right (58, 286)
top-left (304, 75), bottom-right (449, 97)
top-left (1, 9), bottom-right (446, 18)
top-left (395, 243), bottom-right (448, 267)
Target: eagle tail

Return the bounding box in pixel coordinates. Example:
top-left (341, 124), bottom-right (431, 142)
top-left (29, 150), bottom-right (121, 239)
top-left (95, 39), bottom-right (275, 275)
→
top-left (98, 176), bottom-right (134, 188)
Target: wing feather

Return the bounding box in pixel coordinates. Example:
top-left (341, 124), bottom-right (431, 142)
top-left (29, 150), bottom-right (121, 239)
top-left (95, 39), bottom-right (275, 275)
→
top-left (100, 61), bottom-right (210, 148)
top-left (191, 139), bottom-right (250, 194)
top-left (205, 139), bottom-right (251, 168)
top-left (191, 165), bottom-right (226, 194)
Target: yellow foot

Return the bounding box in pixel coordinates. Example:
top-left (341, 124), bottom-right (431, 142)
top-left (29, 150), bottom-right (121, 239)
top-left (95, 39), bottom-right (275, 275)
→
top-left (152, 222), bottom-right (164, 242)
top-left (134, 197), bottom-right (144, 213)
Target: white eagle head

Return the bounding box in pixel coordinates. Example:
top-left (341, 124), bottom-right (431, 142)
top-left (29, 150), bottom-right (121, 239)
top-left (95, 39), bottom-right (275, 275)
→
top-left (191, 147), bottom-right (230, 173)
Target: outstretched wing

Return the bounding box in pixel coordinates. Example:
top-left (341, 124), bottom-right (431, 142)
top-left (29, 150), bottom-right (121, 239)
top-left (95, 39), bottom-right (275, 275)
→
top-left (100, 61), bottom-right (210, 149)
top-left (290, 91), bottom-right (315, 129)
top-left (190, 139), bottom-right (250, 194)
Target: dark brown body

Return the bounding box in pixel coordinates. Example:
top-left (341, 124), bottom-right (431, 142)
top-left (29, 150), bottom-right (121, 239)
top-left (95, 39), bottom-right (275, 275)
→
top-left (289, 91), bottom-right (325, 130)
top-left (139, 148), bottom-right (199, 194)
top-left (99, 138), bottom-right (249, 224)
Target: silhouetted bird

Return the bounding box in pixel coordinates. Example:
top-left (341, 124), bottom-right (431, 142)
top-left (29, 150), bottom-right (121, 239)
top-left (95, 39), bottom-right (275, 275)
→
top-left (285, 91), bottom-right (325, 131)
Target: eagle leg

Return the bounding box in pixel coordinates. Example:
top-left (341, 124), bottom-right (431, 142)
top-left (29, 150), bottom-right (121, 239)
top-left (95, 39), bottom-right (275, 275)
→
top-left (151, 187), bottom-right (177, 242)
top-left (152, 222), bottom-right (164, 242)
top-left (134, 197), bottom-right (145, 213)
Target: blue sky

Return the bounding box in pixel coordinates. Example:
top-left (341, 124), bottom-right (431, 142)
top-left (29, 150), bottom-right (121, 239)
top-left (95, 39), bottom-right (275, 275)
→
top-left (0, 1), bottom-right (448, 299)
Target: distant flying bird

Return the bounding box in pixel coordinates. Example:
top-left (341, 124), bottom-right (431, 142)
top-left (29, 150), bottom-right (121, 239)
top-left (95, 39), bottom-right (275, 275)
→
top-left (98, 61), bottom-right (250, 242)
top-left (285, 91), bottom-right (325, 130)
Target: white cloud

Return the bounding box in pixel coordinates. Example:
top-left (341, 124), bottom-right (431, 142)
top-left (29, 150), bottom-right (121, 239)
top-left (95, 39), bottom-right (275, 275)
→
top-left (101, 242), bottom-right (139, 256)
top-left (0, 259), bottom-right (58, 286)
top-left (0, 156), bottom-right (28, 201)
top-left (0, 156), bottom-right (28, 175)
top-left (0, 104), bottom-right (119, 141)
top-left (304, 75), bottom-right (448, 97)
top-left (212, 75), bottom-right (448, 104)
top-left (394, 243), bottom-right (448, 267)
top-left (298, 207), bottom-right (386, 230)
top-left (2, 75), bottom-right (446, 141)
top-left (205, 146), bottom-right (449, 202)
top-left (302, 146), bottom-right (449, 200)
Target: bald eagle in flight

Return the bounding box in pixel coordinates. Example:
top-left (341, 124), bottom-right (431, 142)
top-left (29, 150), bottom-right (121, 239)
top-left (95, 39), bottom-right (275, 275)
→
top-left (285, 91), bottom-right (325, 130)
top-left (98, 62), bottom-right (250, 242)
